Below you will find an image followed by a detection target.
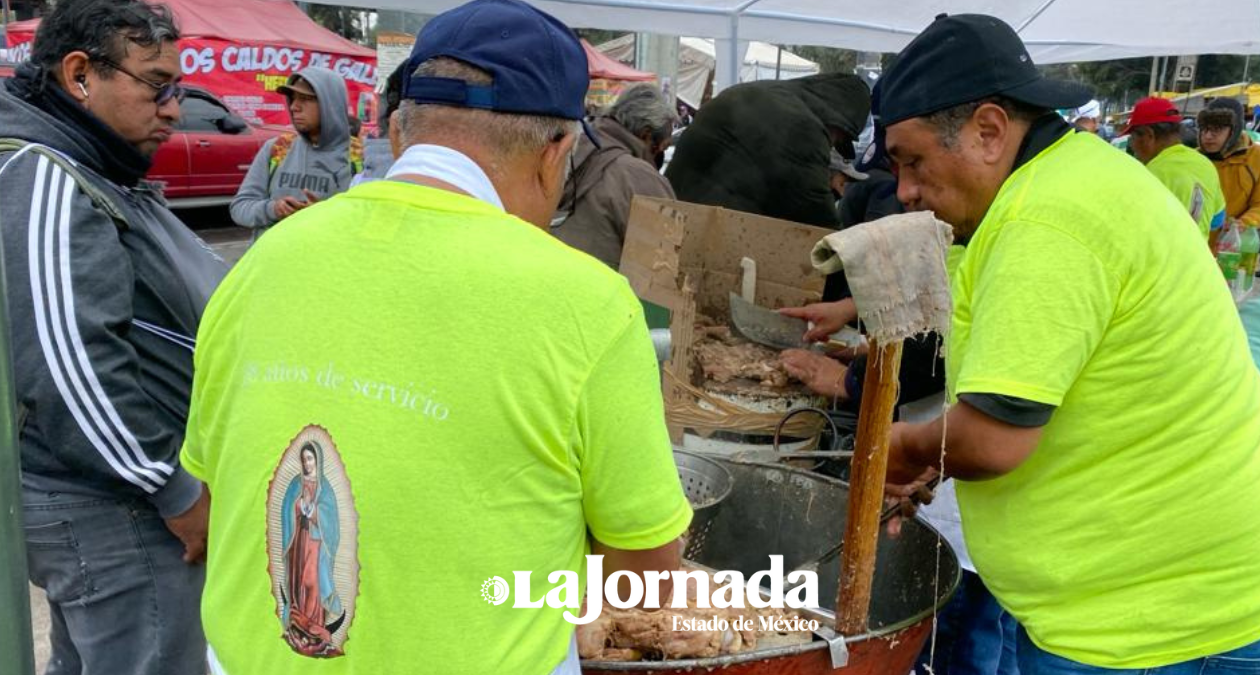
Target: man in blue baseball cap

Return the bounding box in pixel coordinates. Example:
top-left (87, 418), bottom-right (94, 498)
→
top-left (183, 1), bottom-right (691, 673)
top-left (878, 13), bottom-right (1260, 675)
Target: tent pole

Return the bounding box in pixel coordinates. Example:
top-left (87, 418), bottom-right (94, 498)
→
top-left (1245, 55), bottom-right (1251, 84)
top-left (1014, 0), bottom-right (1061, 32)
top-left (1183, 67), bottom-right (1194, 113)
top-left (774, 45), bottom-right (782, 80)
top-left (713, 0), bottom-right (765, 92)
top-left (1149, 57), bottom-right (1159, 95)
top-left (0, 235), bottom-right (34, 675)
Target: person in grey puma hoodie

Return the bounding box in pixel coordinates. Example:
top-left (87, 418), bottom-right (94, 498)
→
top-left (230, 67), bottom-right (355, 240)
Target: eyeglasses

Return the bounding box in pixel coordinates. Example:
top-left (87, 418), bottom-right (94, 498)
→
top-left (94, 57), bottom-right (185, 106)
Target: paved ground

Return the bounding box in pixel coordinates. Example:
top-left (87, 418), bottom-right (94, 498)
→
top-left (29, 211), bottom-right (248, 673)
top-left (200, 225), bottom-right (251, 266)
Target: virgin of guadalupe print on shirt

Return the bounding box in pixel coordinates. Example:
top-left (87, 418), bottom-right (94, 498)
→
top-left (266, 425), bottom-right (360, 658)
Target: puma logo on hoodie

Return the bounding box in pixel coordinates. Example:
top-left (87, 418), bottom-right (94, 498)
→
top-left (276, 172), bottom-right (332, 194)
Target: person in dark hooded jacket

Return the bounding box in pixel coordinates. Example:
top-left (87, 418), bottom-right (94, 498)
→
top-left (665, 73), bottom-right (871, 227)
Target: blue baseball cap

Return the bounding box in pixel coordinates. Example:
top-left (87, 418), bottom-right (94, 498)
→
top-left (403, 0), bottom-right (598, 145)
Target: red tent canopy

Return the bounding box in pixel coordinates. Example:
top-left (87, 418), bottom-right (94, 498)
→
top-left (6, 17), bottom-right (37, 35)
top-left (582, 39), bottom-right (654, 82)
top-left (168, 0), bottom-right (373, 56)
top-left (6, 0), bottom-right (371, 57)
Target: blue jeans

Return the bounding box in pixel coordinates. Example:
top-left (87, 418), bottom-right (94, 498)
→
top-left (1016, 627), bottom-right (1260, 674)
top-left (24, 489), bottom-right (206, 675)
top-left (917, 570), bottom-right (1020, 675)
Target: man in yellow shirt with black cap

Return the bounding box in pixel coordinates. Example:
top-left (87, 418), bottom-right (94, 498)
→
top-left (879, 13), bottom-right (1260, 675)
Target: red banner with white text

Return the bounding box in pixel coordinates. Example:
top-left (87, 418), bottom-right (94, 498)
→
top-left (178, 38), bottom-right (377, 126)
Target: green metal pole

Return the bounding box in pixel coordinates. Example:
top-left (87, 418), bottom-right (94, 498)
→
top-left (0, 226), bottom-right (34, 674)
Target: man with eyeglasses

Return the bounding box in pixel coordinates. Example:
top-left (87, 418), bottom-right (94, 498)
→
top-left (230, 67), bottom-right (361, 242)
top-left (1199, 97), bottom-right (1260, 250)
top-left (0, 1), bottom-right (225, 672)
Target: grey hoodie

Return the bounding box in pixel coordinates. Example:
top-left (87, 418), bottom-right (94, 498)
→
top-left (0, 84), bottom-right (227, 517)
top-left (230, 67), bottom-right (355, 236)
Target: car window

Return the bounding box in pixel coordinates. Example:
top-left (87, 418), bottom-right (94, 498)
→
top-left (178, 94), bottom-right (233, 133)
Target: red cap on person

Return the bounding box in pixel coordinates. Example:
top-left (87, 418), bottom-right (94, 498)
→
top-left (1121, 97), bottom-right (1182, 135)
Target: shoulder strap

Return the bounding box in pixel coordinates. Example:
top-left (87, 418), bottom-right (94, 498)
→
top-left (349, 135), bottom-right (364, 176)
top-left (269, 132), bottom-right (364, 179)
top-left (0, 138), bottom-right (128, 231)
top-left (571, 143), bottom-right (632, 204)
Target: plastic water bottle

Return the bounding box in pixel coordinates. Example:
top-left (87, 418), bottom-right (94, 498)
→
top-left (1218, 221), bottom-right (1243, 292)
top-left (1240, 225), bottom-right (1259, 292)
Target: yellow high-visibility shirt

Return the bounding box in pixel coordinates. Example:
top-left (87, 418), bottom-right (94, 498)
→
top-left (950, 131), bottom-right (1260, 668)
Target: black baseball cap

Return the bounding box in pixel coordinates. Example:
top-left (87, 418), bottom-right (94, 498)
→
top-left (402, 0), bottom-right (598, 145)
top-left (879, 13), bottom-right (1092, 126)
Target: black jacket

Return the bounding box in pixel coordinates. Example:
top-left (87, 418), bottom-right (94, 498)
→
top-left (839, 168), bottom-right (901, 229)
top-left (665, 73), bottom-right (870, 227)
top-left (1, 65), bottom-right (227, 516)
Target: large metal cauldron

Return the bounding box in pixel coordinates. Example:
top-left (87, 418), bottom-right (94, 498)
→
top-left (583, 458), bottom-right (960, 675)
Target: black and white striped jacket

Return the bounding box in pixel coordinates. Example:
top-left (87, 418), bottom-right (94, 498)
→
top-left (0, 90), bottom-right (227, 517)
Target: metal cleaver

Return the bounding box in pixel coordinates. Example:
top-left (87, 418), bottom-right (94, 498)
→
top-left (729, 292), bottom-right (809, 351)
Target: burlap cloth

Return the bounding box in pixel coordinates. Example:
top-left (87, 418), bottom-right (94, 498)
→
top-left (811, 212), bottom-right (954, 342)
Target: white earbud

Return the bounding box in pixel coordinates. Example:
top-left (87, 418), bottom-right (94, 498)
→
top-left (76, 81), bottom-right (89, 99)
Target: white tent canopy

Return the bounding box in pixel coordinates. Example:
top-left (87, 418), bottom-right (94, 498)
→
top-left (711, 38), bottom-right (817, 79)
top-left (598, 34), bottom-right (818, 108)
top-left (336, 0), bottom-right (1260, 87)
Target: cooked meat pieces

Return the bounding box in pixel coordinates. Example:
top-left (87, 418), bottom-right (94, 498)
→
top-left (693, 323), bottom-right (792, 387)
top-left (576, 569), bottom-right (813, 662)
top-left (608, 610), bottom-right (667, 650)
top-left (657, 613), bottom-right (725, 659)
top-left (576, 610), bottom-right (613, 659)
top-left (597, 648), bottom-right (643, 661)
top-left (598, 606), bottom-right (732, 660)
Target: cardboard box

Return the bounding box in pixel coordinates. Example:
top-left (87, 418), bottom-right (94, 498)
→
top-left (620, 197), bottom-right (835, 442)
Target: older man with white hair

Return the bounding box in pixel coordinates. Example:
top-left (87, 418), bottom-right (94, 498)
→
top-left (553, 83), bottom-right (678, 269)
top-left (181, 1), bottom-right (691, 673)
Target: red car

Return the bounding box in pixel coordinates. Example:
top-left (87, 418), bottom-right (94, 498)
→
top-left (150, 87), bottom-right (287, 207)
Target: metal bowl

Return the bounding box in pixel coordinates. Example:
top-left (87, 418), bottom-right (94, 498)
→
top-left (674, 450), bottom-right (733, 559)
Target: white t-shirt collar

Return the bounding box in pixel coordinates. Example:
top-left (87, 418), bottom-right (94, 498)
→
top-left (385, 144), bottom-right (504, 210)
